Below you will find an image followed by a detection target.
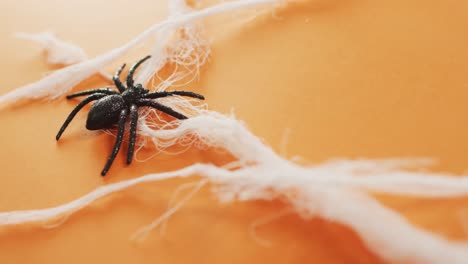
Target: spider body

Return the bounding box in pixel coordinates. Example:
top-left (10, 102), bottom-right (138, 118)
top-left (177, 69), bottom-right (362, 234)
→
top-left (56, 55), bottom-right (205, 176)
top-left (86, 95), bottom-right (126, 130)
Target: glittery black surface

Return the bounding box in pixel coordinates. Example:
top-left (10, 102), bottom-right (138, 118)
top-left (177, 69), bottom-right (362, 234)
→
top-left (55, 55), bottom-right (205, 176)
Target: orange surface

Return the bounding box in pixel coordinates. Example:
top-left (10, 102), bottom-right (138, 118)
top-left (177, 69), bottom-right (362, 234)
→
top-left (0, 0), bottom-right (467, 263)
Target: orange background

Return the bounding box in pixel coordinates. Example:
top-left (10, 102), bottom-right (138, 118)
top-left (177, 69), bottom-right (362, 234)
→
top-left (0, 0), bottom-right (467, 263)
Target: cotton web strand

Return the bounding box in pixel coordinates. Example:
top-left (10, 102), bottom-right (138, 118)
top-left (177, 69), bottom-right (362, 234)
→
top-left (136, 99), bottom-right (208, 158)
top-left (0, 0), bottom-right (278, 105)
top-left (135, 0), bottom-right (211, 88)
top-left (16, 32), bottom-right (88, 65)
top-left (131, 0), bottom-right (211, 158)
top-left (1, 118), bottom-right (468, 263)
top-left (16, 32), bottom-right (113, 81)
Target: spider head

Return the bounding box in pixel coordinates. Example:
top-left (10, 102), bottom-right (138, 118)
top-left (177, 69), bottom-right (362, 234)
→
top-left (134, 83), bottom-right (149, 94)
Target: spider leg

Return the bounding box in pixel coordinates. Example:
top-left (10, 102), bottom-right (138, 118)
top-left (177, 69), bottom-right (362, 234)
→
top-left (137, 99), bottom-right (188, 120)
top-left (126, 55), bottom-right (151, 88)
top-left (66, 88), bottom-right (117, 99)
top-left (113, 63), bottom-right (127, 93)
top-left (56, 93), bottom-right (107, 140)
top-left (101, 108), bottom-right (128, 176)
top-left (127, 104), bottom-right (138, 165)
top-left (143, 91), bottom-right (205, 100)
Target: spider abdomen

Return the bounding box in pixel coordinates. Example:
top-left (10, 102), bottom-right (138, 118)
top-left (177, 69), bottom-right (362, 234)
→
top-left (86, 95), bottom-right (126, 130)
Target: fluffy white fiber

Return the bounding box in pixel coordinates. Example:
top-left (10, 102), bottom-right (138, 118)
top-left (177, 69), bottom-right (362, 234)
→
top-left (0, 0), bottom-right (276, 105)
top-left (1, 0), bottom-right (468, 264)
top-left (16, 32), bottom-right (88, 65)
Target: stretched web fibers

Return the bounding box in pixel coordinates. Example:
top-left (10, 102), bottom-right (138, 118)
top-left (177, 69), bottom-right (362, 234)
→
top-left (15, 32), bottom-right (88, 65)
top-left (0, 0), bottom-right (277, 105)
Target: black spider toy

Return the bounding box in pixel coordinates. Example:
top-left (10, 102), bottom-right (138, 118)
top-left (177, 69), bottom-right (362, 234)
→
top-left (55, 55), bottom-right (205, 176)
